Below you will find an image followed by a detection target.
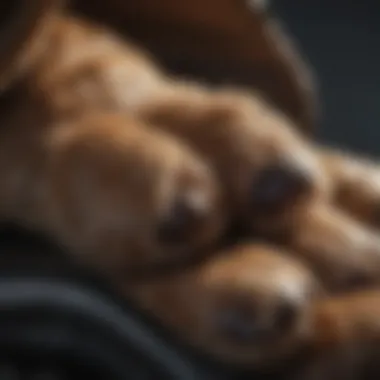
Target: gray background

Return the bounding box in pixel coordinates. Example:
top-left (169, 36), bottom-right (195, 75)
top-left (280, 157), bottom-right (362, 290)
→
top-left (273, 0), bottom-right (380, 156)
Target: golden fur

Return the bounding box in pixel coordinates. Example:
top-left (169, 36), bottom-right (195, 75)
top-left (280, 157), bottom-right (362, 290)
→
top-left (320, 148), bottom-right (380, 229)
top-left (0, 9), bottom-right (326, 274)
top-left (125, 243), bottom-right (320, 368)
top-left (0, 11), bottom-right (227, 274)
top-left (71, 0), bottom-right (318, 131)
top-left (291, 290), bottom-right (380, 379)
top-left (3, 1), bottom-right (380, 377)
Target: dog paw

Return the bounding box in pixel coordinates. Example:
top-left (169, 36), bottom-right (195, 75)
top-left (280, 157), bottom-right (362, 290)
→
top-left (125, 243), bottom-right (320, 368)
top-left (139, 86), bottom-right (330, 234)
top-left (42, 112), bottom-right (226, 274)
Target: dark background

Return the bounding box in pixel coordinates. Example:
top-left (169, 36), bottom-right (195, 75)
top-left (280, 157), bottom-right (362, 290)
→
top-left (273, 0), bottom-right (380, 156)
